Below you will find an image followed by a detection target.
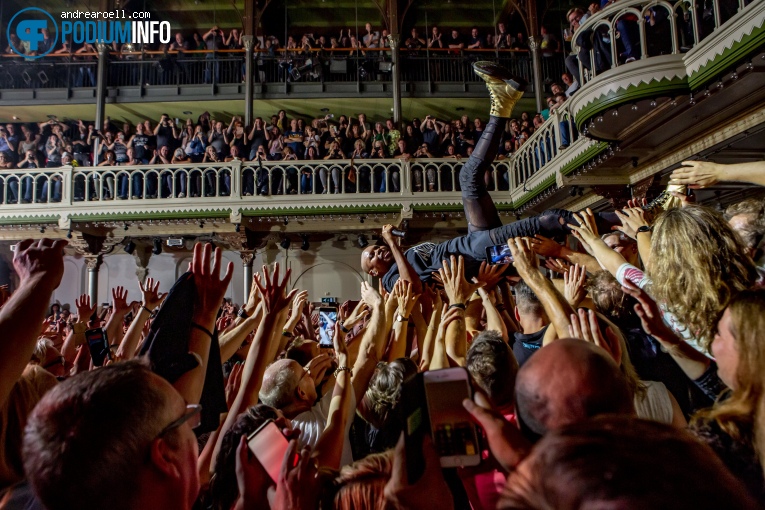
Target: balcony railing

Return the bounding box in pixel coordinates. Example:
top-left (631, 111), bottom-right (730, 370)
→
top-left (0, 48), bottom-right (565, 93)
top-left (571, 0), bottom-right (753, 85)
top-left (0, 107), bottom-right (579, 217)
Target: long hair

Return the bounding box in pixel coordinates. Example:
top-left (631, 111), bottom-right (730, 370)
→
top-left (693, 289), bottom-right (765, 474)
top-left (647, 206), bottom-right (757, 350)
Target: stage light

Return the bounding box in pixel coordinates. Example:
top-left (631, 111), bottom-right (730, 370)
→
top-left (152, 238), bottom-right (162, 255)
top-left (300, 235), bottom-right (309, 251)
top-left (124, 240), bottom-right (136, 254)
top-left (280, 238), bottom-right (291, 250)
top-left (357, 235), bottom-right (369, 248)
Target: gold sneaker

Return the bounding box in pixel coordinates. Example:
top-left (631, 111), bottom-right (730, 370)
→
top-left (473, 61), bottom-right (528, 118)
top-left (644, 183), bottom-right (688, 211)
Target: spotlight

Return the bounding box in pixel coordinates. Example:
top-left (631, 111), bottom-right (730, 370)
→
top-left (357, 234), bottom-right (369, 248)
top-left (124, 240), bottom-right (136, 254)
top-left (199, 221), bottom-right (205, 228)
top-left (152, 238), bottom-right (162, 255)
top-left (280, 238), bottom-right (291, 250)
top-left (235, 223), bottom-right (241, 233)
top-left (123, 223), bottom-right (129, 231)
top-left (283, 217), bottom-right (289, 226)
top-left (39, 227), bottom-right (45, 233)
top-left (359, 216), bottom-right (365, 224)
top-left (569, 186), bottom-right (578, 197)
top-left (66, 229), bottom-right (72, 239)
top-left (300, 235), bottom-right (309, 251)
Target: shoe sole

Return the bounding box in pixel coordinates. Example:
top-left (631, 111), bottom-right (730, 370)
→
top-left (472, 61), bottom-right (528, 92)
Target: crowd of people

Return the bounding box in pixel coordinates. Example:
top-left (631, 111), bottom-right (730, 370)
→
top-left (0, 93), bottom-right (575, 203)
top-left (0, 155), bottom-right (764, 510)
top-left (1, 52), bottom-right (763, 510)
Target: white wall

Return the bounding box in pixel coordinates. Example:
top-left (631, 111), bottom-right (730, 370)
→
top-left (48, 238), bottom-right (368, 310)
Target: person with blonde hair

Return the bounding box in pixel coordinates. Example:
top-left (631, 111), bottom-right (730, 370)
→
top-left (325, 451), bottom-right (392, 510)
top-left (691, 288), bottom-right (765, 501)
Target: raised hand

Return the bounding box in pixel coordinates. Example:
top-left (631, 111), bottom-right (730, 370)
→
top-left (343, 298), bottom-right (370, 329)
top-left (272, 441), bottom-right (321, 510)
top-left (613, 207), bottom-right (650, 239)
top-left (475, 260), bottom-right (508, 290)
top-left (253, 263), bottom-right (297, 316)
top-left (507, 237), bottom-right (539, 277)
top-left (191, 242), bottom-right (234, 322)
top-left (438, 255), bottom-right (483, 306)
top-left (13, 238), bottom-right (67, 292)
top-left (463, 391), bottom-right (531, 472)
top-left (243, 275), bottom-right (262, 315)
top-left (75, 293), bottom-right (97, 321)
top-left (622, 280), bottom-right (679, 344)
top-left (139, 277), bottom-right (165, 311)
top-left (563, 263), bottom-right (587, 307)
top-left (384, 433), bottom-right (454, 510)
top-left (393, 279), bottom-right (420, 319)
top-left (568, 308), bottom-right (622, 364)
top-left (234, 435), bottom-right (271, 509)
top-left (544, 257), bottom-right (571, 275)
top-left (225, 362), bottom-right (244, 409)
top-left (111, 286), bottom-right (129, 315)
top-left (529, 234), bottom-right (563, 258)
top-left (360, 281), bottom-right (383, 309)
top-left (567, 209), bottom-right (599, 255)
top-left (669, 160), bottom-right (722, 189)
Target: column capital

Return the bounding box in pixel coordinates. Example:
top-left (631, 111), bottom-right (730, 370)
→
top-left (85, 254), bottom-right (102, 270)
top-left (527, 36), bottom-right (538, 51)
top-left (240, 251), bottom-right (255, 266)
top-left (387, 34), bottom-right (400, 49)
top-left (242, 35), bottom-right (255, 51)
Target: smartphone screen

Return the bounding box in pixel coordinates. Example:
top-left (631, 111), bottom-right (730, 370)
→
top-left (85, 327), bottom-right (110, 367)
top-left (318, 307), bottom-right (337, 347)
top-left (423, 368), bottom-right (480, 468)
top-left (247, 420), bottom-right (290, 483)
top-left (485, 244), bottom-right (514, 265)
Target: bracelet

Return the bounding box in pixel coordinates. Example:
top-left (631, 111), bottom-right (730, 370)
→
top-left (142, 305), bottom-right (155, 315)
top-left (191, 322), bottom-right (214, 339)
top-left (237, 308), bottom-right (250, 319)
top-left (339, 323), bottom-right (350, 334)
top-left (449, 303), bottom-right (466, 310)
top-left (282, 330), bottom-right (294, 338)
top-left (334, 366), bottom-right (353, 377)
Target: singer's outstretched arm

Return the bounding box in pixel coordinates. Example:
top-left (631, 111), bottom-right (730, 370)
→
top-left (382, 225), bottom-right (423, 295)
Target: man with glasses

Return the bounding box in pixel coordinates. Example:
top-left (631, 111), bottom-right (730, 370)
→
top-left (24, 361), bottom-right (203, 510)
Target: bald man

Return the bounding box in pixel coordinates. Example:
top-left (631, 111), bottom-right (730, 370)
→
top-left (361, 63), bottom-right (626, 291)
top-left (514, 339), bottom-right (634, 439)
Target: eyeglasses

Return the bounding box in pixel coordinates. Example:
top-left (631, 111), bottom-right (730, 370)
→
top-left (157, 404), bottom-right (202, 438)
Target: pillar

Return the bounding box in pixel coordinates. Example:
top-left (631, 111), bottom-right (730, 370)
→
top-left (86, 256), bottom-right (101, 305)
top-left (241, 252), bottom-right (254, 301)
top-left (93, 43), bottom-right (109, 165)
top-left (242, 36), bottom-right (254, 127)
top-left (389, 34), bottom-right (402, 125)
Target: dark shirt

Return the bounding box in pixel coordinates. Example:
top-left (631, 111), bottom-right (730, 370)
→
top-left (155, 125), bottom-right (175, 150)
top-left (446, 34), bottom-right (464, 48)
top-left (512, 325), bottom-right (548, 366)
top-left (692, 419), bottom-right (765, 503)
top-left (421, 127), bottom-right (438, 149)
top-left (131, 134), bottom-right (150, 160)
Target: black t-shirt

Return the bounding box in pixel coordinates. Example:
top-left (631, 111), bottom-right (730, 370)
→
top-left (131, 134), bottom-right (149, 160)
top-left (155, 125), bottom-right (175, 150)
top-left (446, 34), bottom-right (464, 48)
top-left (511, 325), bottom-right (548, 366)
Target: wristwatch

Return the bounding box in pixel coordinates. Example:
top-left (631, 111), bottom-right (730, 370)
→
top-left (396, 314), bottom-right (409, 323)
top-left (636, 225), bottom-right (652, 235)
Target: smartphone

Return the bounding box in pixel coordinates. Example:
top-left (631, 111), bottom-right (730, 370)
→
top-left (247, 419), bottom-right (291, 484)
top-left (402, 368), bottom-right (480, 483)
top-left (423, 368), bottom-right (480, 468)
top-left (318, 307), bottom-right (337, 347)
top-left (85, 327), bottom-right (111, 367)
top-left (485, 244), bottom-right (514, 265)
